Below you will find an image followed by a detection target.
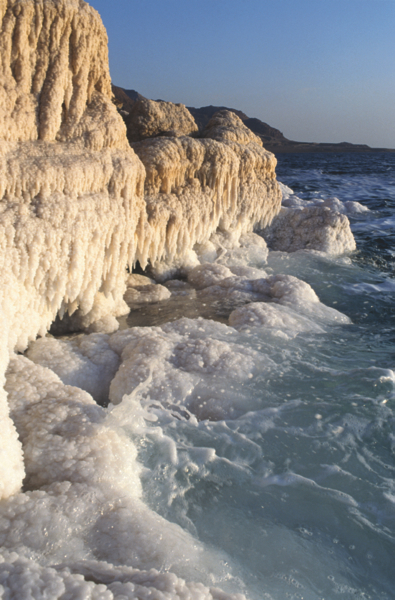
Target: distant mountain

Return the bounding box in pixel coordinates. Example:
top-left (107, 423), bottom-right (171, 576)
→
top-left (113, 86), bottom-right (394, 154)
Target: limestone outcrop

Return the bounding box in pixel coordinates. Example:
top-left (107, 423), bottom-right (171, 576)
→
top-left (125, 98), bottom-right (198, 142)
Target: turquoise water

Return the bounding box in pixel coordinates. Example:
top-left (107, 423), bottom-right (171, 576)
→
top-left (128, 153), bottom-right (395, 599)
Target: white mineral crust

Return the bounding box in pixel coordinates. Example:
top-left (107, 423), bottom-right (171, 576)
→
top-left (0, 0), bottom-right (281, 596)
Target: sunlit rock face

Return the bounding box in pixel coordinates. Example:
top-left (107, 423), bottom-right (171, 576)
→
top-left (125, 98), bottom-right (199, 142)
top-left (0, 0), bottom-right (128, 149)
top-left (132, 111), bottom-right (281, 279)
top-left (201, 110), bottom-right (263, 146)
top-left (0, 0), bottom-right (147, 500)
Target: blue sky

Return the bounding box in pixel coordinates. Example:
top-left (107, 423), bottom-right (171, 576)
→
top-left (89, 0), bottom-right (395, 148)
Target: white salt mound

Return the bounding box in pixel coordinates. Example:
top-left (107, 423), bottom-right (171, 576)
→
top-left (26, 334), bottom-right (120, 405)
top-left (108, 318), bottom-right (267, 421)
top-left (262, 206), bottom-right (357, 254)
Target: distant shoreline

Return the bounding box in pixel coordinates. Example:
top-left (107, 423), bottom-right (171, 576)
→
top-left (262, 142), bottom-right (395, 155)
top-left (112, 85), bottom-right (395, 156)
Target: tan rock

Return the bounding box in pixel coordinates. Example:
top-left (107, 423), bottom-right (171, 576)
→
top-left (133, 134), bottom-right (281, 277)
top-left (202, 110), bottom-right (263, 146)
top-left (0, 0), bottom-right (128, 151)
top-left (125, 98), bottom-right (198, 142)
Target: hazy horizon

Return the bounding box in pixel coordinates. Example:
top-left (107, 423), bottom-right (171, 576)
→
top-left (89, 0), bottom-right (395, 149)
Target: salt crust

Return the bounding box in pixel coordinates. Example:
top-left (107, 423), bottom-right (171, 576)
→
top-left (266, 182), bottom-right (364, 254)
top-left (0, 554), bottom-right (246, 600)
top-left (107, 318), bottom-right (263, 422)
top-left (132, 121), bottom-right (281, 280)
top-left (124, 284), bottom-right (171, 306)
top-left (187, 267), bottom-right (350, 328)
top-left (3, 355), bottom-right (246, 598)
top-left (12, 270), bottom-right (350, 597)
top-left (125, 98), bottom-right (198, 142)
top-left (0, 1), bottom-right (352, 596)
top-left (279, 182), bottom-right (370, 215)
top-left (0, 0), bottom-right (281, 504)
top-left (262, 206), bottom-right (357, 254)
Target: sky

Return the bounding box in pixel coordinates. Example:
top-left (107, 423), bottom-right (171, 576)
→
top-left (88, 0), bottom-right (395, 148)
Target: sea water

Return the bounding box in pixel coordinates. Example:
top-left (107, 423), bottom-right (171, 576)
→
top-left (117, 152), bottom-right (395, 599)
top-left (11, 152), bottom-right (395, 599)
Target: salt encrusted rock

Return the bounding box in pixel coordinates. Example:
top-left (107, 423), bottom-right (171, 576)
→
top-left (0, 0), bottom-right (127, 151)
top-left (0, 555), bottom-right (247, 600)
top-left (202, 110), bottom-right (263, 146)
top-left (261, 206), bottom-right (357, 254)
top-left (124, 283), bottom-right (171, 305)
top-left (126, 273), bottom-right (155, 287)
top-left (0, 0), bottom-right (282, 503)
top-left (0, 0), bottom-right (146, 499)
top-left (133, 134), bottom-right (281, 277)
top-left (125, 98), bottom-right (198, 142)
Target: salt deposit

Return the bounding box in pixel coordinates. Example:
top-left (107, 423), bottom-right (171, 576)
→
top-left (0, 1), bottom-right (363, 598)
top-left (132, 115), bottom-right (281, 278)
top-left (0, 0), bottom-right (283, 596)
top-left (125, 98), bottom-right (198, 142)
top-left (0, 0), bottom-right (281, 503)
top-left (108, 318), bottom-right (266, 421)
top-left (228, 302), bottom-right (326, 336)
top-left (26, 334), bottom-right (120, 405)
top-left (261, 205), bottom-right (357, 254)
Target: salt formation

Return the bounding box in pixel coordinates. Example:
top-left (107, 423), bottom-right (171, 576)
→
top-left (109, 318), bottom-right (264, 421)
top-left (132, 115), bottom-right (281, 278)
top-left (3, 355), bottom-right (246, 599)
top-left (187, 266), bottom-right (350, 326)
top-left (201, 110), bottom-right (262, 146)
top-left (262, 206), bottom-right (357, 254)
top-left (0, 0), bottom-right (282, 595)
top-left (124, 278), bottom-right (171, 306)
top-left (26, 334), bottom-right (121, 405)
top-left (0, 0), bottom-right (148, 500)
top-left (268, 182), bottom-right (361, 254)
top-left (125, 98), bottom-right (199, 142)
top-left (279, 183), bottom-right (369, 214)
